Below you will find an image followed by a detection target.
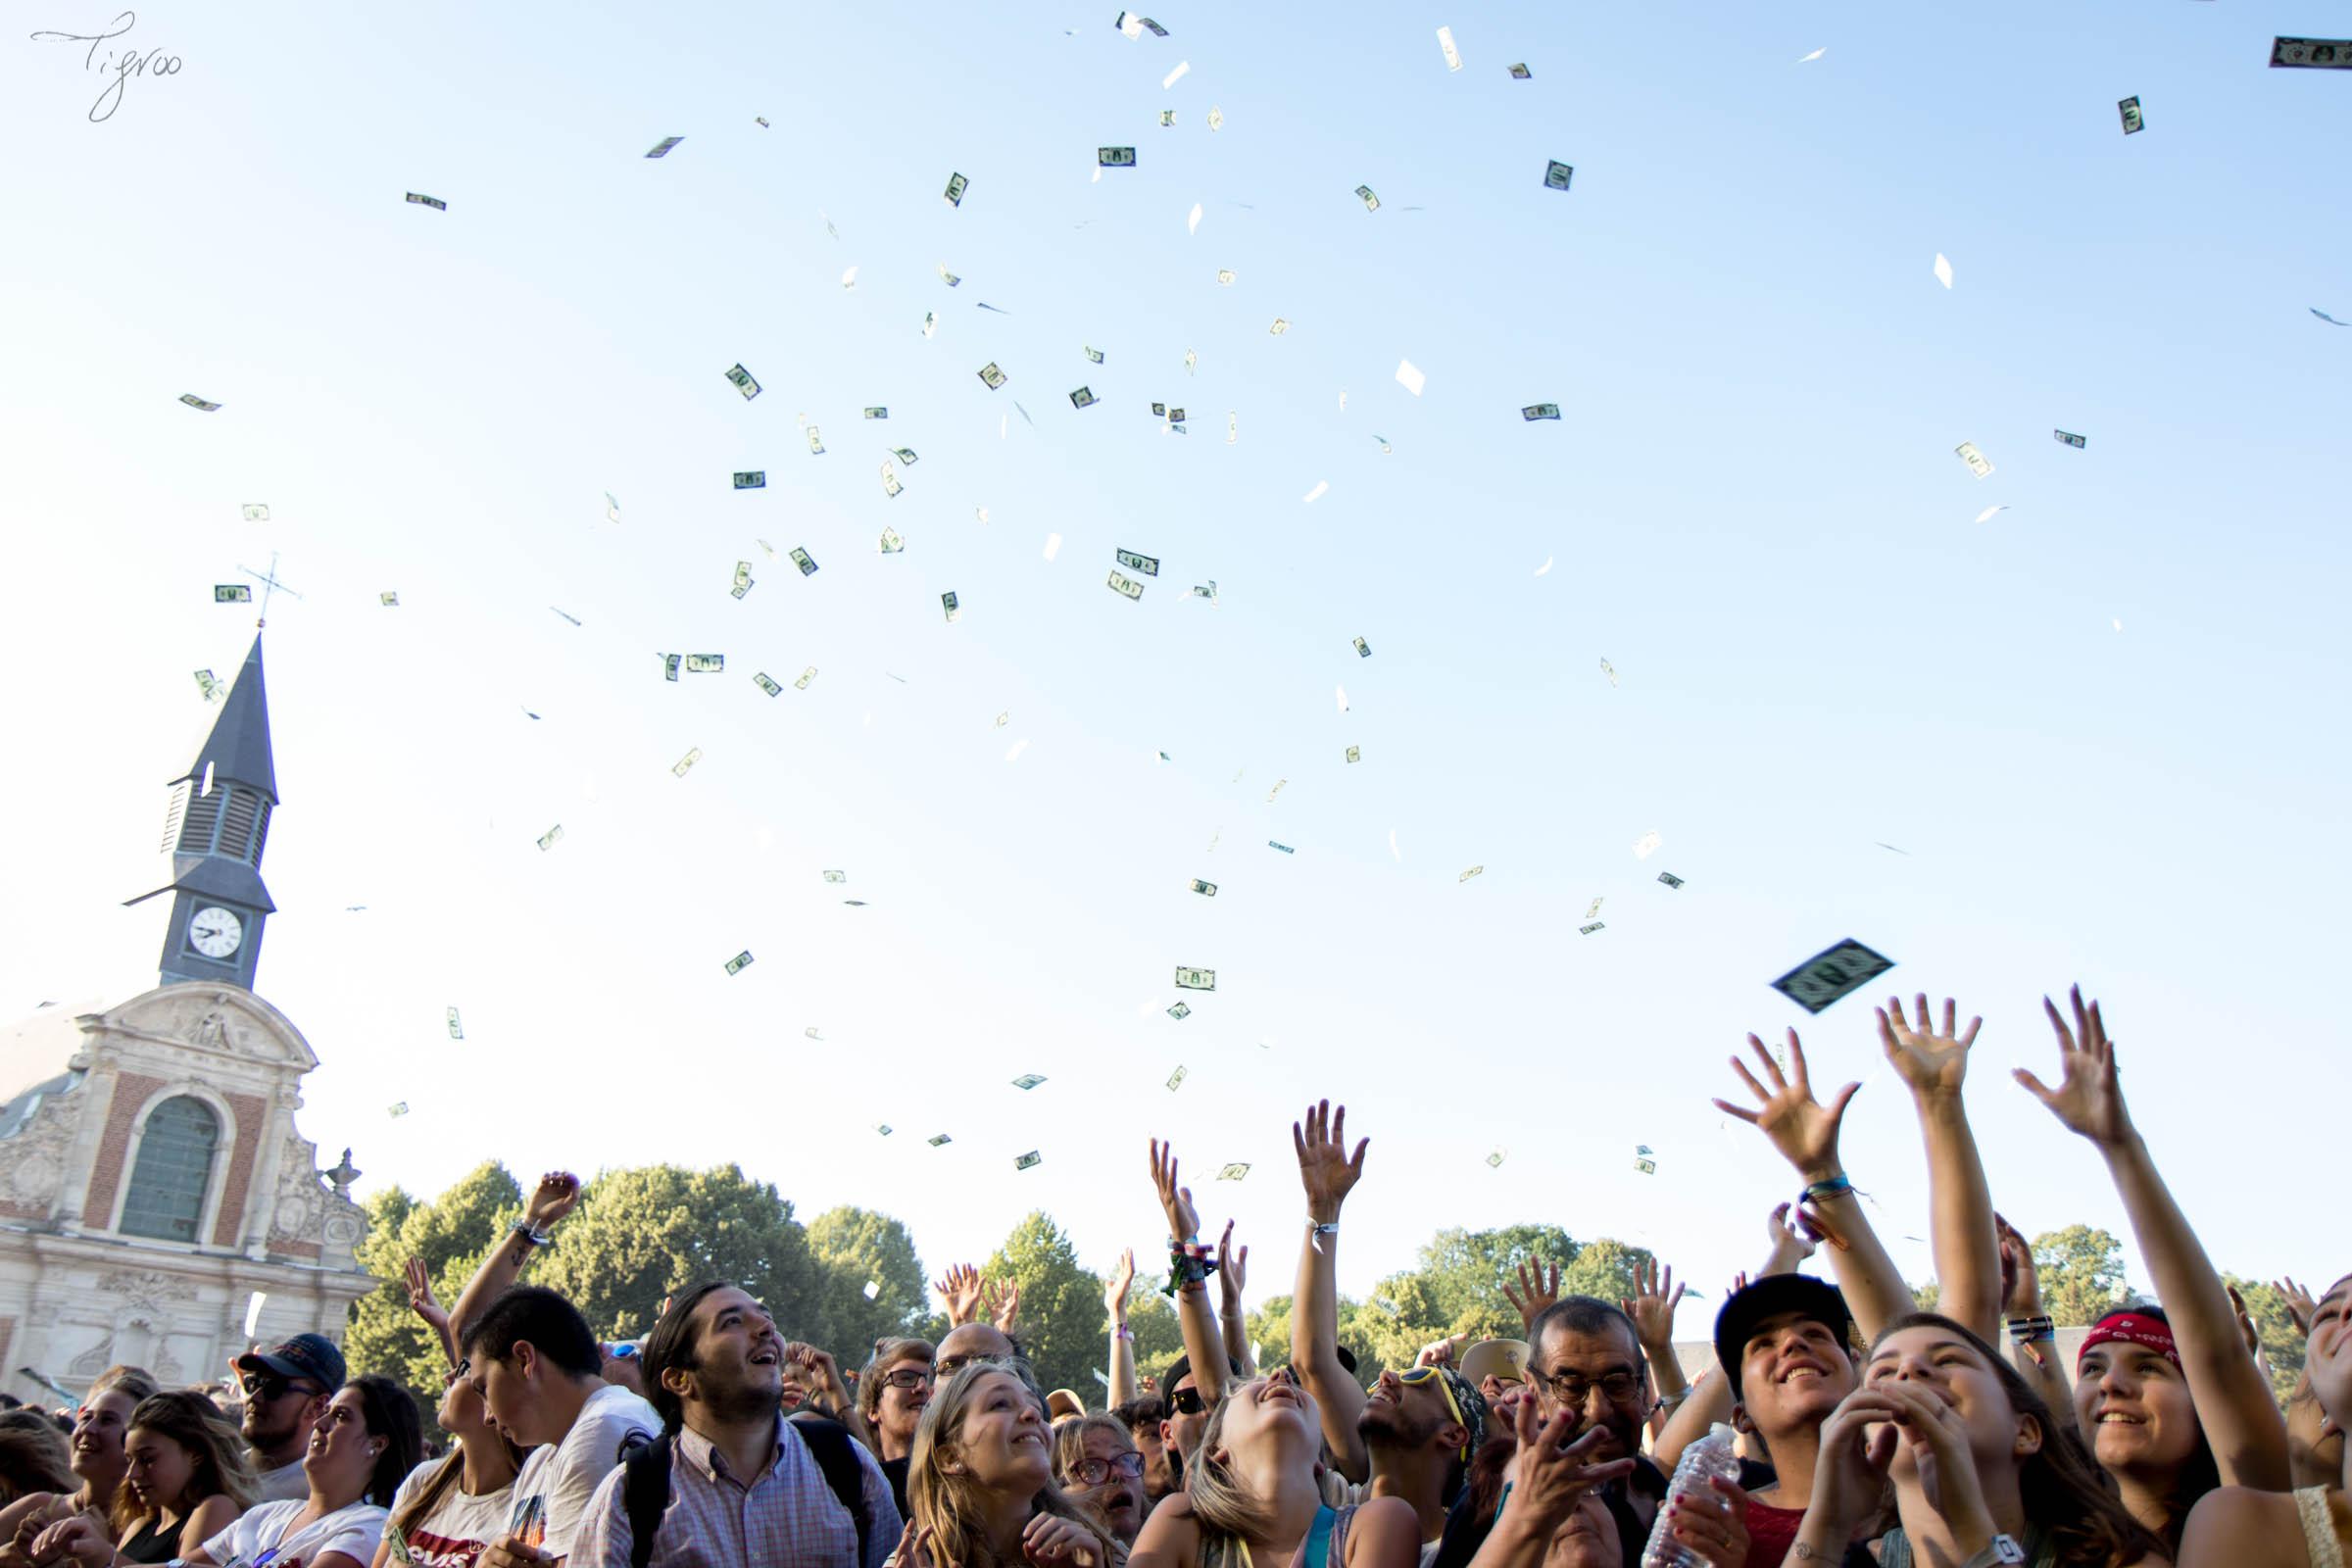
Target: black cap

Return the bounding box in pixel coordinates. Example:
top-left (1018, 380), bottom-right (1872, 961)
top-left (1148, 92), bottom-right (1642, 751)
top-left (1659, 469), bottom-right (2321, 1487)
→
top-left (234, 1333), bottom-right (345, 1391)
top-left (1711, 1275), bottom-right (1850, 1401)
top-left (1162, 1350), bottom-right (1248, 1393)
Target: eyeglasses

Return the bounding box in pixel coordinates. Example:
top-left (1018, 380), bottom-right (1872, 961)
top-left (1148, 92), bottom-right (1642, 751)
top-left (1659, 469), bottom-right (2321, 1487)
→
top-left (1396, 1366), bottom-right (1471, 1462)
top-left (1167, 1387), bottom-right (1207, 1415)
top-left (240, 1374), bottom-right (322, 1403)
top-left (934, 1352), bottom-right (1011, 1379)
top-left (1536, 1368), bottom-right (1644, 1408)
top-left (880, 1367), bottom-right (932, 1392)
top-left (1069, 1452), bottom-right (1146, 1486)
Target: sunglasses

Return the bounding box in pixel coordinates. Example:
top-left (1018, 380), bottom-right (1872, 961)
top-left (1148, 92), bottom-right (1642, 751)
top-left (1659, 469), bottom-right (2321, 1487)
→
top-left (1396, 1366), bottom-right (1470, 1462)
top-left (1167, 1387), bottom-right (1206, 1416)
top-left (1069, 1451), bottom-right (1146, 1486)
top-left (241, 1373), bottom-right (322, 1403)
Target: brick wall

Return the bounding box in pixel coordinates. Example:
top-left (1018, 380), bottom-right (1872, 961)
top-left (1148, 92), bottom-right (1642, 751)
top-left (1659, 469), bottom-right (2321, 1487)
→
top-left (79, 1072), bottom-right (166, 1229)
top-left (211, 1093), bottom-right (267, 1248)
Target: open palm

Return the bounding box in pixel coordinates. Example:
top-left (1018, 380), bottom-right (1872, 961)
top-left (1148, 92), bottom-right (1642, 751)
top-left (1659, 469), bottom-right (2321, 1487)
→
top-left (2013, 984), bottom-right (2133, 1147)
top-left (1877, 995), bottom-right (1982, 1098)
top-left (1712, 1028), bottom-right (1858, 1178)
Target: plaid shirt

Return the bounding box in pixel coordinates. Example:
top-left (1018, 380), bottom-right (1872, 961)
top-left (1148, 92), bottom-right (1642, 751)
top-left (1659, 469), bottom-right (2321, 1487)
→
top-left (574, 1413), bottom-right (901, 1568)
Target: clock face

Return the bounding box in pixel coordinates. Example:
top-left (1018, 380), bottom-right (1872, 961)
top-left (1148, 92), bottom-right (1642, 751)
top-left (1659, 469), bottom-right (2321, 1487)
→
top-left (188, 906), bottom-right (243, 958)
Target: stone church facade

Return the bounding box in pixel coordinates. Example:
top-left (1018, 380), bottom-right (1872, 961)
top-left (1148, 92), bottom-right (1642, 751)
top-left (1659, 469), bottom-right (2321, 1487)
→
top-left (0, 636), bottom-right (375, 1400)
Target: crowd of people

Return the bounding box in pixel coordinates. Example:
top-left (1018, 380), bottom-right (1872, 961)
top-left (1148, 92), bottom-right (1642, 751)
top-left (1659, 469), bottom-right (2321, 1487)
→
top-left (0, 987), bottom-right (2341, 1568)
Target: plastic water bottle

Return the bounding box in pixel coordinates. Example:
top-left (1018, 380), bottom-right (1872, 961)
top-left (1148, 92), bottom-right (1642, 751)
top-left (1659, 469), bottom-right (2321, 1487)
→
top-left (1639, 1422), bottom-right (1741, 1568)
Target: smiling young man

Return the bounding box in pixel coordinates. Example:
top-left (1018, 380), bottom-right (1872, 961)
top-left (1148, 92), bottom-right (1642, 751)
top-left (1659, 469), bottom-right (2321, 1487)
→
top-left (466, 1285), bottom-right (661, 1568)
top-left (233, 1333), bottom-right (343, 1502)
top-left (574, 1284), bottom-right (898, 1568)
top-left (1708, 1275), bottom-right (1875, 1568)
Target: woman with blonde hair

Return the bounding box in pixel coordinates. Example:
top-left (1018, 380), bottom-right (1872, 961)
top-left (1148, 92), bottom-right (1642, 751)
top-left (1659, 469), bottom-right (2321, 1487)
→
top-left (1129, 1371), bottom-right (1417, 1568)
top-left (0, 1367), bottom-right (159, 1561)
top-left (899, 1363), bottom-right (1116, 1568)
top-left (32, 1390), bottom-right (254, 1565)
top-left (1051, 1415), bottom-right (1146, 1549)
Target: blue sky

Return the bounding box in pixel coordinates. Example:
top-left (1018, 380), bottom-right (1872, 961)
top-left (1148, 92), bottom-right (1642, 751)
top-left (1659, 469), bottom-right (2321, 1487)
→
top-left (4, 0), bottom-right (2347, 1341)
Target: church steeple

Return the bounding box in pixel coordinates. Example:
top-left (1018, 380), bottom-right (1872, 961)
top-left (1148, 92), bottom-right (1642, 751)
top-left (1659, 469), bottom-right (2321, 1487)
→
top-left (124, 635), bottom-right (280, 991)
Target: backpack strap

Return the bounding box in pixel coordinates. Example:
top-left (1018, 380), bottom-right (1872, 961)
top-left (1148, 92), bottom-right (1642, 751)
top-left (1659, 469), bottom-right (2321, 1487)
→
top-left (790, 1413), bottom-right (874, 1567)
top-left (619, 1429), bottom-right (673, 1568)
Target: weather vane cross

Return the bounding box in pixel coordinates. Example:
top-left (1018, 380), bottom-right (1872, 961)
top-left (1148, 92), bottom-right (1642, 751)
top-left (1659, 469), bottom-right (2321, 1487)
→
top-left (236, 552), bottom-right (302, 628)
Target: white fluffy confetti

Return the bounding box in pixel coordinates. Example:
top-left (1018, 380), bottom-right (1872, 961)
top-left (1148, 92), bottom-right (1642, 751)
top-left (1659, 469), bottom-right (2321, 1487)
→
top-left (1973, 505), bottom-right (2009, 524)
top-left (1798, 47), bottom-right (1826, 63)
top-left (1389, 828), bottom-right (1402, 862)
top-left (1534, 556), bottom-right (1554, 576)
top-left (1004, 739), bottom-right (1030, 762)
top-left (1336, 685), bottom-right (1349, 712)
top-left (1933, 253), bottom-right (1953, 290)
top-left (1633, 829), bottom-right (1662, 859)
top-left (1044, 532), bottom-right (1062, 560)
top-left (1162, 61), bottom-right (1190, 89)
top-left (842, 266), bottom-right (859, 289)
top-left (1396, 359), bottom-right (1427, 396)
top-left (1188, 201), bottom-right (1202, 235)
top-left (1302, 480), bottom-right (1329, 504)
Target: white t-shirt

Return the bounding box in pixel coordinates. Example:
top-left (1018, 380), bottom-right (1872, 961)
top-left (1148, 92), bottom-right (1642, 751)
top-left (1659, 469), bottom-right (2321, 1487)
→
top-left (508, 1383), bottom-right (661, 1560)
top-left (383, 1455), bottom-right (516, 1568)
top-left (254, 1456), bottom-right (312, 1503)
top-left (203, 1497), bottom-right (389, 1568)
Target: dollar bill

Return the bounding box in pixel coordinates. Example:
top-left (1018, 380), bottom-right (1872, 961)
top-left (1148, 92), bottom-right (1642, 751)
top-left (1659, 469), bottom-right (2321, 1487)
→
top-left (1345, 746), bottom-right (1361, 762)
top-left (977, 362), bottom-right (1007, 390)
top-left (1159, 110), bottom-right (1176, 127)
top-left (1099, 146), bottom-right (1138, 168)
top-left (1106, 568), bottom-right (1144, 600)
top-left (734, 470), bottom-right (765, 489)
top-left (927, 1134), bottom-right (952, 1147)
top-left (1085, 346), bottom-right (1105, 364)
top-left (922, 312), bottom-right (938, 338)
top-left (1579, 922), bottom-right (1605, 936)
top-left (1544, 160), bottom-right (1574, 191)
top-left (2054, 429), bottom-right (2086, 449)
top-left (942, 591), bottom-right (960, 622)
top-left (792, 548), bottom-right (817, 575)
top-left (215, 584), bottom-right (251, 603)
top-left (1011, 1073), bottom-right (1046, 1090)
top-left (878, 526), bottom-right (905, 554)
top-left (1227, 411), bottom-right (1238, 444)
top-left (864, 407), bottom-right (888, 419)
top-left (605, 492), bottom-right (621, 524)
top-left (380, 592), bottom-right (399, 607)
top-left (1437, 24), bottom-right (1462, 70)
top-left (1117, 10), bottom-right (1143, 35)
top-left (389, 1102), bottom-right (410, 1117)
top-left (823, 870), bottom-right (847, 883)
top-left (2118, 96), bottom-right (2144, 134)
top-left (1269, 318), bottom-right (1289, 335)
top-left (180, 393), bottom-right (221, 411)
top-left (1267, 779), bottom-right (1287, 802)
top-left (193, 669), bottom-right (219, 701)
top-left (1509, 63), bottom-right (1531, 78)
top-left (1659, 871), bottom-right (1686, 889)
top-left (1523, 404), bottom-right (1562, 420)
top-left (1487, 1149), bottom-right (1506, 1168)
top-left (1600, 659), bottom-right (1620, 688)
top-left (944, 172), bottom-right (968, 206)
top-left (646, 136), bottom-right (684, 158)
top-left (1174, 966), bottom-right (1217, 991)
top-left (726, 363), bottom-right (761, 400)
top-left (881, 461), bottom-right (902, 499)
top-left (804, 424), bottom-right (826, 455)
top-left (1191, 879), bottom-right (1217, 897)
top-left (996, 711), bottom-right (1009, 727)
top-left (1956, 441), bottom-right (1993, 477)
top-left (755, 672), bottom-right (782, 696)
top-left (537, 824), bottom-right (564, 851)
top-left (1771, 937), bottom-right (1896, 1014)
top-left (1269, 841), bottom-right (1295, 854)
top-left (1070, 385), bottom-right (1098, 409)
top-left (664, 654), bottom-right (682, 681)
top-left (1459, 865), bottom-right (1485, 883)
top-left (1586, 897), bottom-right (1603, 919)
top-left (1353, 636), bottom-right (1371, 658)
top-left (1193, 580), bottom-right (1218, 600)
top-left (685, 654), bottom-right (724, 672)
top-left (553, 607), bottom-right (582, 626)
top-left (795, 666), bottom-right (816, 689)
top-left (242, 504), bottom-right (269, 520)
top-left (938, 262), bottom-right (961, 286)
top-left (724, 950), bottom-right (754, 975)
top-left (1216, 1162), bottom-right (1250, 1180)
top-left (1167, 407), bottom-right (1185, 422)
top-left (2272, 36), bottom-right (2352, 67)
top-left (446, 1006), bottom-right (464, 1040)
top-left (406, 192), bottom-right (446, 210)
top-left (1116, 549), bottom-right (1160, 576)
top-left (1206, 106), bottom-right (1223, 130)
top-left (1633, 829), bottom-right (1661, 858)
top-left (732, 562), bottom-right (753, 600)
top-left (1014, 1150), bottom-right (1043, 1170)
top-left (1356, 185), bottom-right (1380, 211)
top-left (673, 747), bottom-right (703, 777)
top-left (756, 116), bottom-right (769, 127)
top-left (888, 447), bottom-right (917, 466)
top-left (1167, 1003), bottom-right (1191, 1020)
top-left (1216, 269), bottom-right (1236, 285)
top-left (1635, 1156), bottom-right (1657, 1175)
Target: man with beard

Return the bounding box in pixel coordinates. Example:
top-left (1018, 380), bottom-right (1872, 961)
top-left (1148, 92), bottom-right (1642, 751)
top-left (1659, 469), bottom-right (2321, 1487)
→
top-left (1291, 1100), bottom-right (1488, 1560)
top-left (574, 1284), bottom-right (899, 1568)
top-left (232, 1334), bottom-right (342, 1501)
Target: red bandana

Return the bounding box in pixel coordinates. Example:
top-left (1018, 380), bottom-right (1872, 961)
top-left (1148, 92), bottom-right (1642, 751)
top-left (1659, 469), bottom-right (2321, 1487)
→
top-left (2077, 1312), bottom-right (2180, 1368)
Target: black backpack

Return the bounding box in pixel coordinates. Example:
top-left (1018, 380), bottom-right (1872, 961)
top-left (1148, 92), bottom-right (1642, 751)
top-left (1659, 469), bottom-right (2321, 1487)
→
top-left (621, 1413), bottom-right (874, 1568)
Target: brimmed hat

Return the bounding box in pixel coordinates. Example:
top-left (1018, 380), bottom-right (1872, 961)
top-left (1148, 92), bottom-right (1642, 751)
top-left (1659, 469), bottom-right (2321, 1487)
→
top-left (1458, 1338), bottom-right (1528, 1389)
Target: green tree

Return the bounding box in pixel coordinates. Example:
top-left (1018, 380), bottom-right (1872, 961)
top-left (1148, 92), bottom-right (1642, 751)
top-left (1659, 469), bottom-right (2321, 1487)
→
top-left (2222, 1275), bottom-right (2307, 1402)
top-left (1128, 1290), bottom-right (1186, 1388)
top-left (806, 1206), bottom-right (929, 1363)
top-left (2033, 1225), bottom-right (2129, 1326)
top-left (532, 1165), bottom-right (825, 1345)
top-left (1911, 1279), bottom-right (1941, 1314)
top-left (985, 1212), bottom-right (1108, 1400)
top-left (343, 1161), bottom-right (522, 1425)
top-left (1559, 1239), bottom-right (1654, 1307)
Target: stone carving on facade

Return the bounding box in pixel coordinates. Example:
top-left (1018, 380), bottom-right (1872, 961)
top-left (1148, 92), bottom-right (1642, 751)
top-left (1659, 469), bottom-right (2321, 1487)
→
top-left (268, 1136), bottom-right (326, 1243)
top-left (67, 1336), bottom-right (115, 1377)
top-left (0, 1099), bottom-right (77, 1214)
top-left (97, 1270), bottom-right (192, 1317)
top-left (186, 1010), bottom-right (230, 1053)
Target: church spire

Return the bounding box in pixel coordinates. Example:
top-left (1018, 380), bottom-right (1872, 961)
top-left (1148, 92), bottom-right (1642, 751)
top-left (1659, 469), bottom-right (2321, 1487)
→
top-left (125, 634), bottom-right (281, 991)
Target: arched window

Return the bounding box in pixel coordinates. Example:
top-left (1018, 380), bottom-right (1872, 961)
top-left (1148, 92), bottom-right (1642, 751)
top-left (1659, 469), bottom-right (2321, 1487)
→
top-left (118, 1097), bottom-right (220, 1243)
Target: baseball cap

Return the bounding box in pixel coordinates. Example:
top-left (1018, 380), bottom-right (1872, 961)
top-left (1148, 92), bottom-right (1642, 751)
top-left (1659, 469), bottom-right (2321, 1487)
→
top-left (1047, 1388), bottom-right (1087, 1420)
top-left (1711, 1275), bottom-right (1850, 1401)
top-left (235, 1332), bottom-right (346, 1391)
top-left (1458, 1339), bottom-right (1528, 1389)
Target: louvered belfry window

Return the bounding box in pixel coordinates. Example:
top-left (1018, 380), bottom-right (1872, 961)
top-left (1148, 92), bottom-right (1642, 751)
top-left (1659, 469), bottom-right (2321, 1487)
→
top-left (159, 782), bottom-right (190, 853)
top-left (217, 789), bottom-right (261, 860)
top-left (118, 1097), bottom-right (220, 1243)
top-left (175, 788), bottom-right (222, 854)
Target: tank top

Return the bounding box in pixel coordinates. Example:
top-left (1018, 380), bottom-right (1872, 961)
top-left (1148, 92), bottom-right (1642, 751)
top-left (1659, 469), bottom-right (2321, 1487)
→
top-left (116, 1513), bottom-right (179, 1565)
top-left (2296, 1487), bottom-right (2345, 1568)
top-left (1203, 1503), bottom-right (1351, 1568)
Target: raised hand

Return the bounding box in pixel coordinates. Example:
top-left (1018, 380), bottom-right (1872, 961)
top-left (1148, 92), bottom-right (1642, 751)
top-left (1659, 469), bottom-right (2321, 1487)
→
top-left (1874, 1380), bottom-right (1998, 1551)
top-left (523, 1170), bottom-right (583, 1229)
top-left (1877, 994), bottom-right (1983, 1101)
top-left (1763, 1202), bottom-right (1822, 1276)
top-left (1104, 1248), bottom-right (1135, 1322)
top-left (1292, 1100), bottom-right (1366, 1225)
top-left (1021, 1512), bottom-right (1101, 1568)
top-left (2013, 985), bottom-right (2133, 1147)
top-left (1216, 1219), bottom-right (1249, 1306)
top-left (1150, 1138), bottom-right (1201, 1242)
top-left (1711, 1028), bottom-right (1860, 1182)
top-left (403, 1256), bottom-right (452, 1338)
top-left (1416, 1332), bottom-right (1468, 1369)
top-left (1504, 1396), bottom-right (1638, 1531)
top-left (2226, 1285), bottom-right (2264, 1361)
top-left (987, 1277), bottom-right (1023, 1335)
top-left (1620, 1256), bottom-right (1686, 1353)
top-left (1504, 1259), bottom-right (1561, 1332)
top-left (933, 1262), bottom-right (987, 1326)
top-left (2277, 1277), bottom-right (2320, 1338)
top-left (1993, 1214), bottom-right (2041, 1318)
top-left (1664, 1476), bottom-right (1751, 1568)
